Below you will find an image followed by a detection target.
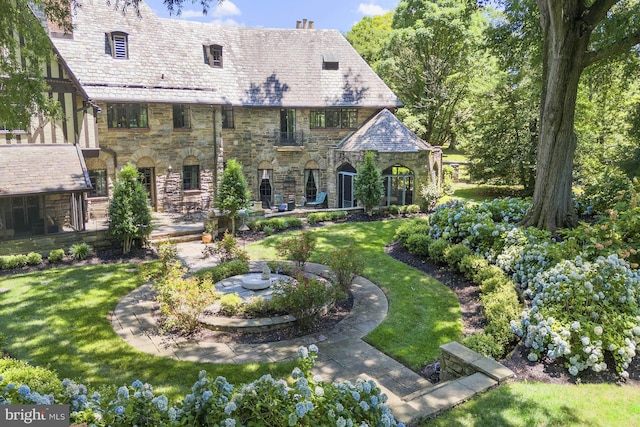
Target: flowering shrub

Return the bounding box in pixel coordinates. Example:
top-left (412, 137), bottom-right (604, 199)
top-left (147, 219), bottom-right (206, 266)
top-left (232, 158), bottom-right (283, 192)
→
top-left (513, 254), bottom-right (640, 377)
top-left (202, 231), bottom-right (249, 263)
top-left (0, 347), bottom-right (405, 427)
top-left (420, 181), bottom-right (443, 212)
top-left (276, 230), bottom-right (317, 267)
top-left (156, 262), bottom-right (219, 334)
top-left (271, 273), bottom-right (340, 330)
top-left (324, 244), bottom-right (365, 292)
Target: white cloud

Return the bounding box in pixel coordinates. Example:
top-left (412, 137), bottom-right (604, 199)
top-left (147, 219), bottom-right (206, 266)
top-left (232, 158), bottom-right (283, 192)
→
top-left (357, 3), bottom-right (387, 16)
top-left (212, 0), bottom-right (241, 18)
top-left (178, 9), bottom-right (207, 18)
top-left (210, 18), bottom-right (242, 27)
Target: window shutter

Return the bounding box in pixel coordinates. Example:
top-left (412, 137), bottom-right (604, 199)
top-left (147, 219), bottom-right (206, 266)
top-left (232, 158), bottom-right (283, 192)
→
top-left (203, 46), bottom-right (210, 65)
top-left (113, 35), bottom-right (127, 59)
top-left (104, 33), bottom-right (112, 56)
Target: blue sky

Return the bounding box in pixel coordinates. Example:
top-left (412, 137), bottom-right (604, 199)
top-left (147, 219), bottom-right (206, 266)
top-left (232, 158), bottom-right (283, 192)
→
top-left (144, 0), bottom-right (400, 32)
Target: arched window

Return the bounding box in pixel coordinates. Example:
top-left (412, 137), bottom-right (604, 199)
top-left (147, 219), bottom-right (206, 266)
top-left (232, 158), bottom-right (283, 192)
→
top-left (304, 160), bottom-right (320, 202)
top-left (258, 161), bottom-right (273, 208)
top-left (382, 165), bottom-right (414, 206)
top-left (183, 155), bottom-right (200, 190)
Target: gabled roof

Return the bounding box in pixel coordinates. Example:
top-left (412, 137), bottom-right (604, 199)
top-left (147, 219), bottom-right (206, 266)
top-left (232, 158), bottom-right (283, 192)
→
top-left (50, 2), bottom-right (402, 108)
top-left (337, 109), bottom-right (434, 152)
top-left (0, 145), bottom-right (91, 196)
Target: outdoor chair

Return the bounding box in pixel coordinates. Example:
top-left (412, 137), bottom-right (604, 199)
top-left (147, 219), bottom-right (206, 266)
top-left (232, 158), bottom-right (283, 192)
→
top-left (305, 191), bottom-right (327, 208)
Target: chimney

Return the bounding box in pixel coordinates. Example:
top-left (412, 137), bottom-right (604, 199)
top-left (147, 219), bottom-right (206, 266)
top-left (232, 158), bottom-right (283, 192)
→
top-left (296, 20), bottom-right (302, 29)
top-left (308, 21), bottom-right (314, 29)
top-left (303, 18), bottom-right (308, 29)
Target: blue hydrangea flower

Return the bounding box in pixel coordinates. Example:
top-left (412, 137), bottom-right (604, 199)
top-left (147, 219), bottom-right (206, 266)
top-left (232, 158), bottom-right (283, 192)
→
top-left (131, 379), bottom-right (143, 389)
top-left (295, 402), bottom-right (307, 418)
top-left (18, 385), bottom-right (30, 396)
top-left (308, 344), bottom-right (318, 353)
top-left (297, 346), bottom-right (309, 359)
top-left (202, 390), bottom-right (213, 401)
top-left (224, 419), bottom-right (236, 427)
top-left (117, 386), bottom-right (129, 400)
top-left (359, 401), bottom-right (369, 411)
top-left (115, 405), bottom-right (125, 416)
top-left (224, 401), bottom-right (237, 414)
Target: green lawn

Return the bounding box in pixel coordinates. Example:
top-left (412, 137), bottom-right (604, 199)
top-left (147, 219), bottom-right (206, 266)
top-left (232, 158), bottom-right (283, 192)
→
top-left (246, 220), bottom-right (463, 368)
top-left (420, 381), bottom-right (640, 426)
top-left (0, 263), bottom-right (294, 400)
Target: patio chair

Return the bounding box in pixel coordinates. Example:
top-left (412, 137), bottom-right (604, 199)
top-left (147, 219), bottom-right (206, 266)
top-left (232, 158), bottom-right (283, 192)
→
top-left (305, 191), bottom-right (327, 208)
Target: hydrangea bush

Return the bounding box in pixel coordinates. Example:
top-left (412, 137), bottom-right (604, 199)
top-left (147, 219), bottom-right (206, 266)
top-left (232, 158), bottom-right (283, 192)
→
top-left (513, 255), bottom-right (640, 377)
top-left (0, 346), bottom-right (405, 427)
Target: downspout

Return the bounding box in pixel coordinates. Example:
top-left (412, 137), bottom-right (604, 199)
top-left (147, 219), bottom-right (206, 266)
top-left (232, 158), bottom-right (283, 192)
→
top-left (212, 105), bottom-right (217, 202)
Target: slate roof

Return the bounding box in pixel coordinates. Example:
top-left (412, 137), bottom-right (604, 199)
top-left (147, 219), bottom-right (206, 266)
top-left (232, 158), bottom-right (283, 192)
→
top-left (0, 145), bottom-right (91, 196)
top-left (337, 109), bottom-right (435, 152)
top-left (50, 1), bottom-right (402, 108)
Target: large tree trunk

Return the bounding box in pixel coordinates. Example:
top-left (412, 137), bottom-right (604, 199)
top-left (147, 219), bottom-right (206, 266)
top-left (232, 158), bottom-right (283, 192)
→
top-left (520, 1), bottom-right (590, 233)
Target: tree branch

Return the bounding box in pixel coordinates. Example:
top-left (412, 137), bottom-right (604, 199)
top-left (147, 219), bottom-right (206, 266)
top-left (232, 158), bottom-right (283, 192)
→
top-left (583, 0), bottom-right (618, 28)
top-left (583, 30), bottom-right (640, 68)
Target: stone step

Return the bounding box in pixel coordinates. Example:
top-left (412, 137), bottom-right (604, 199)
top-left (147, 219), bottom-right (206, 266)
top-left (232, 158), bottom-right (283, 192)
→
top-left (150, 231), bottom-right (203, 244)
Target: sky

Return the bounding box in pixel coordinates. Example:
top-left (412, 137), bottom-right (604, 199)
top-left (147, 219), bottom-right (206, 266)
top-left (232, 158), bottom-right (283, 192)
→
top-left (143, 0), bottom-right (401, 33)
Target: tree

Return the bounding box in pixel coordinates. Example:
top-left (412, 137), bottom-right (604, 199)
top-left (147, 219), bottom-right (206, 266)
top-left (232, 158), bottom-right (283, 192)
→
top-left (378, 0), bottom-right (487, 147)
top-left (108, 163), bottom-right (153, 254)
top-left (215, 159), bottom-right (251, 234)
top-left (345, 12), bottom-right (393, 71)
top-left (515, 0), bottom-right (640, 233)
top-left (353, 151), bottom-right (384, 216)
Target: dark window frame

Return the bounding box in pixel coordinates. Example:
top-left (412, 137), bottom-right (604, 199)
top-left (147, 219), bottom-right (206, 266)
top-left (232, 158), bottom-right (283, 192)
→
top-left (173, 104), bottom-right (191, 129)
top-left (183, 165), bottom-right (200, 191)
top-left (88, 169), bottom-right (108, 197)
top-left (221, 106), bottom-right (234, 128)
top-left (107, 103), bottom-right (148, 129)
top-left (105, 31), bottom-right (129, 59)
top-left (309, 108), bottom-right (357, 129)
top-left (210, 45), bottom-right (223, 67)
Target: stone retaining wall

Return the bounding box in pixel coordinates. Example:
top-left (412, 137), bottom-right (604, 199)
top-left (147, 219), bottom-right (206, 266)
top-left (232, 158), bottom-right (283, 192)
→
top-left (0, 230), bottom-right (114, 256)
top-left (439, 341), bottom-right (514, 383)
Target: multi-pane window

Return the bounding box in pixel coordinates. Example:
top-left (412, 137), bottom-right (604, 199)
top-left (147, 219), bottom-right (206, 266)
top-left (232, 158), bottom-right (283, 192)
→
top-left (183, 165), bottom-right (200, 190)
top-left (88, 169), bottom-right (108, 197)
top-left (309, 109), bottom-right (357, 129)
top-left (107, 103), bottom-right (148, 129)
top-left (173, 104), bottom-right (191, 129)
top-left (210, 45), bottom-right (223, 67)
top-left (222, 106), bottom-right (234, 128)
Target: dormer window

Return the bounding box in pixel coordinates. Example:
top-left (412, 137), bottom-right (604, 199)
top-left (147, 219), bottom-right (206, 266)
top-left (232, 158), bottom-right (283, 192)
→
top-left (322, 53), bottom-right (339, 70)
top-left (203, 44), bottom-right (223, 68)
top-left (105, 31), bottom-right (128, 59)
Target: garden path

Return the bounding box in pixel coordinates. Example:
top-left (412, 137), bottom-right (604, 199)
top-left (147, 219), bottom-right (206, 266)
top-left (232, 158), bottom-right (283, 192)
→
top-left (111, 240), bottom-right (513, 425)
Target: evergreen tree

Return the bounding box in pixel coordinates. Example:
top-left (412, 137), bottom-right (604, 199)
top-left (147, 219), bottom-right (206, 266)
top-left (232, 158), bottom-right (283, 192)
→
top-left (215, 159), bottom-right (251, 234)
top-left (108, 163), bottom-right (152, 254)
top-left (354, 151), bottom-right (384, 216)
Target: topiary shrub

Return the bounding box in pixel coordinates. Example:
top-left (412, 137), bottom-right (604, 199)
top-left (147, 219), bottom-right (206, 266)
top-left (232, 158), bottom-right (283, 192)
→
top-left (405, 234), bottom-right (432, 257)
top-left (26, 252), bottom-right (43, 266)
top-left (458, 254), bottom-right (489, 281)
top-left (48, 248), bottom-right (65, 263)
top-left (394, 217), bottom-right (430, 245)
top-left (1, 255), bottom-right (28, 269)
top-left (444, 244), bottom-right (474, 270)
top-left (428, 238), bottom-right (450, 264)
top-left (0, 358), bottom-right (63, 397)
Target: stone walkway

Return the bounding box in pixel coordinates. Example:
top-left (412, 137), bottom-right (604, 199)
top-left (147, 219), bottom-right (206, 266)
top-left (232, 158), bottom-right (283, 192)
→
top-left (111, 240), bottom-right (514, 425)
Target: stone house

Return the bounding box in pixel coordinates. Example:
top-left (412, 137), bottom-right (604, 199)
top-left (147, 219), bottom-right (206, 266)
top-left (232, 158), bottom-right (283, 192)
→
top-left (0, 2), bottom-right (442, 244)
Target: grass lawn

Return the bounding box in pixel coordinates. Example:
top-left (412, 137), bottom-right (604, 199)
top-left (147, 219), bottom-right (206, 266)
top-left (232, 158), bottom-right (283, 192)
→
top-left (0, 263), bottom-right (294, 400)
top-left (420, 381), bottom-right (640, 426)
top-left (246, 220), bottom-right (463, 368)
top-left (440, 183), bottom-right (527, 204)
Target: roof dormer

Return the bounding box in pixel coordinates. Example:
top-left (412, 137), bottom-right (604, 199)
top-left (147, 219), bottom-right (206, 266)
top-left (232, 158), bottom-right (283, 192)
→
top-left (203, 44), bottom-right (223, 68)
top-left (105, 31), bottom-right (128, 59)
top-left (322, 53), bottom-right (339, 70)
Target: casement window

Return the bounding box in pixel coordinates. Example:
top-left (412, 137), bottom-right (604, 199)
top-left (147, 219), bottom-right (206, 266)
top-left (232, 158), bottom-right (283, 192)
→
top-left (221, 106), bottom-right (234, 128)
top-left (173, 104), bottom-right (191, 129)
top-left (105, 32), bottom-right (128, 59)
top-left (88, 169), bottom-right (108, 197)
top-left (107, 103), bottom-right (148, 129)
top-left (309, 108), bottom-right (357, 129)
top-left (183, 155), bottom-right (201, 190)
top-left (203, 44), bottom-right (223, 68)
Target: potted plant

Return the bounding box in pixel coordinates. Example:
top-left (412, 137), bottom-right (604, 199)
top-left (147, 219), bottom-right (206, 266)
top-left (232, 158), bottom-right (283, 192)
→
top-left (202, 222), bottom-right (214, 244)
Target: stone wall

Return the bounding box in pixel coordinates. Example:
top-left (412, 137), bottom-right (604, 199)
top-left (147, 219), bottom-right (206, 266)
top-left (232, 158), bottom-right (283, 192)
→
top-left (439, 341), bottom-right (514, 383)
top-left (0, 230), bottom-right (114, 256)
